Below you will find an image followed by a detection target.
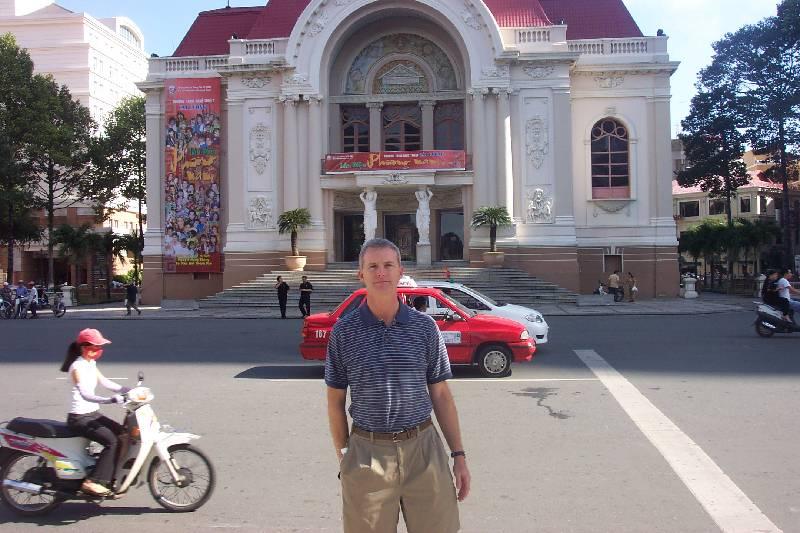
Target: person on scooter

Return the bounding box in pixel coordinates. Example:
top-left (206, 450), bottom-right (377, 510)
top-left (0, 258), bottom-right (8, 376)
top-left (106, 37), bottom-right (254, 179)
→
top-left (762, 269), bottom-right (791, 322)
top-left (13, 280), bottom-right (27, 318)
top-left (24, 281), bottom-right (38, 319)
top-left (59, 328), bottom-right (130, 497)
top-left (776, 268), bottom-right (800, 321)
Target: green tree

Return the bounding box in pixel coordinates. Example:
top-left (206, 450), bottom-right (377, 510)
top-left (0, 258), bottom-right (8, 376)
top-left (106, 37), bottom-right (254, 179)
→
top-left (88, 96), bottom-right (146, 275)
top-left (116, 231), bottom-right (142, 284)
top-left (90, 231), bottom-right (128, 300)
top-left (278, 208), bottom-right (312, 256)
top-left (706, 0), bottom-right (800, 264)
top-left (24, 76), bottom-right (96, 288)
top-left (678, 228), bottom-right (703, 271)
top-left (0, 33), bottom-right (42, 282)
top-left (470, 206), bottom-right (512, 253)
top-left (52, 223), bottom-right (95, 289)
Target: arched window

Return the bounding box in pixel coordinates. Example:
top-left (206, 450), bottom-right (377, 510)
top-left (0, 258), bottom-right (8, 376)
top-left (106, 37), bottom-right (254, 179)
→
top-left (591, 118), bottom-right (630, 199)
top-left (341, 106), bottom-right (369, 153)
top-left (383, 104), bottom-right (421, 152)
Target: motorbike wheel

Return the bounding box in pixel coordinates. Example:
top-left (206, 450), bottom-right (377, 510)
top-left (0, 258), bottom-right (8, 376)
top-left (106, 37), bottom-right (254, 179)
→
top-left (755, 321), bottom-right (775, 338)
top-left (148, 444), bottom-right (215, 512)
top-left (53, 302), bottom-right (66, 318)
top-left (0, 452), bottom-right (64, 516)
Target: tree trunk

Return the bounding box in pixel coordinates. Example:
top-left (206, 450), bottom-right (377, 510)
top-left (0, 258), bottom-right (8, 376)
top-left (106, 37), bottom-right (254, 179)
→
top-left (291, 230), bottom-right (298, 256)
top-left (6, 200), bottom-right (14, 284)
top-left (489, 225), bottom-right (497, 253)
top-left (105, 251), bottom-right (111, 301)
top-left (778, 122), bottom-right (792, 266)
top-left (46, 165), bottom-right (55, 289)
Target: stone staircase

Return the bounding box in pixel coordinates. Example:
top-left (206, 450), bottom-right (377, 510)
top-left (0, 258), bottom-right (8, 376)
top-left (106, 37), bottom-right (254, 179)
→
top-left (199, 264), bottom-right (577, 312)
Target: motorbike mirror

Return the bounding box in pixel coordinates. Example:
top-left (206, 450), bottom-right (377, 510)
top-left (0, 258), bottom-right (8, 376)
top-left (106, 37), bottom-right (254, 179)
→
top-left (137, 371), bottom-right (144, 384)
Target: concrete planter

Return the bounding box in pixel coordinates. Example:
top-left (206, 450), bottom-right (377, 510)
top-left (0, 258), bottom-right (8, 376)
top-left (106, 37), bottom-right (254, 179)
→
top-left (482, 251), bottom-right (505, 268)
top-left (284, 256), bottom-right (307, 271)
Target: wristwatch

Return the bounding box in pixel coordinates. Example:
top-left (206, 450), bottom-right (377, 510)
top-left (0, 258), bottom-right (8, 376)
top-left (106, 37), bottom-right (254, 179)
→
top-left (450, 450), bottom-right (466, 458)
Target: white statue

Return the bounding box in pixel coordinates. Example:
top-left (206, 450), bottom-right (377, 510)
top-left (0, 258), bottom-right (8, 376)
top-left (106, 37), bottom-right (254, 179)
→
top-left (527, 188), bottom-right (553, 223)
top-left (359, 190), bottom-right (378, 241)
top-left (415, 187), bottom-right (433, 245)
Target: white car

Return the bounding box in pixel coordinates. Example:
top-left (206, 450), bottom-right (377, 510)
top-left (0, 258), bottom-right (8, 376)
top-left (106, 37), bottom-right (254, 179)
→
top-left (416, 281), bottom-right (549, 344)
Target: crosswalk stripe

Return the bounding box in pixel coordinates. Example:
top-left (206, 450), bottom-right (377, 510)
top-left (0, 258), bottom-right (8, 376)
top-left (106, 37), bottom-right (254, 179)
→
top-left (574, 349), bottom-right (782, 533)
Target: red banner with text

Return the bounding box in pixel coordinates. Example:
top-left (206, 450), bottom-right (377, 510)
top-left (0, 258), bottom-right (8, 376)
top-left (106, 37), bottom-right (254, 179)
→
top-left (324, 150), bottom-right (466, 174)
top-left (162, 78), bottom-right (222, 273)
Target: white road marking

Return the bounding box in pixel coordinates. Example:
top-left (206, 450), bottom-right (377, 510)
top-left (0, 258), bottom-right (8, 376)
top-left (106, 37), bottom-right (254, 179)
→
top-left (260, 378), bottom-right (599, 383)
top-left (574, 349), bottom-right (782, 533)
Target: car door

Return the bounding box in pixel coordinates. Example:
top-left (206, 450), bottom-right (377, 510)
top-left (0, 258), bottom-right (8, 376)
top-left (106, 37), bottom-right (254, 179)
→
top-left (429, 293), bottom-right (472, 364)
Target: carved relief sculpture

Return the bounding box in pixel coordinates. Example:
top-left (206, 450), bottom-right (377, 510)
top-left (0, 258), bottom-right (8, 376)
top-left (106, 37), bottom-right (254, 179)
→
top-left (360, 189), bottom-right (378, 241)
top-left (415, 187), bottom-right (433, 245)
top-left (527, 188), bottom-right (553, 224)
top-left (248, 195), bottom-right (274, 229)
top-left (526, 116), bottom-right (549, 169)
top-left (523, 65), bottom-right (554, 79)
top-left (249, 123), bottom-right (272, 175)
top-left (241, 76), bottom-right (272, 89)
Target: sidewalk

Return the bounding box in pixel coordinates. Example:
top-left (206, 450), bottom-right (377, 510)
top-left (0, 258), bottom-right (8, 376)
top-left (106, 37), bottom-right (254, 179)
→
top-left (27, 292), bottom-right (757, 320)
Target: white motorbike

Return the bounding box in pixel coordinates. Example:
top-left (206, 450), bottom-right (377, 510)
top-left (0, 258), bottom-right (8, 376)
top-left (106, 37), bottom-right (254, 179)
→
top-left (0, 372), bottom-right (214, 516)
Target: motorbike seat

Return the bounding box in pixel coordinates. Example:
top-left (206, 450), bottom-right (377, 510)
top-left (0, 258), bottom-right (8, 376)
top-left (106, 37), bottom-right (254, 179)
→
top-left (7, 417), bottom-right (80, 438)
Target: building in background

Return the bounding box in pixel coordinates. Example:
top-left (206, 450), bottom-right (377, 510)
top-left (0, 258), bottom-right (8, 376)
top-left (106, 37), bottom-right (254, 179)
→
top-left (139, 0), bottom-right (680, 303)
top-left (0, 0), bottom-right (148, 286)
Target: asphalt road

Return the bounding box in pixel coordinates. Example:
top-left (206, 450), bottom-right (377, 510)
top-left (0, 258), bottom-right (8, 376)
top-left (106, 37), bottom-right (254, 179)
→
top-left (0, 312), bottom-right (798, 532)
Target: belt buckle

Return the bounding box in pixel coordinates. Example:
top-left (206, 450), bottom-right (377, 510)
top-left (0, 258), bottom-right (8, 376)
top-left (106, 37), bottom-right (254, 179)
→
top-left (391, 431), bottom-right (402, 443)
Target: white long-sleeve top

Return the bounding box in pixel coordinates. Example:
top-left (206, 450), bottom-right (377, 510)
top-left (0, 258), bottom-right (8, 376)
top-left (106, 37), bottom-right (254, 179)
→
top-left (68, 358), bottom-right (125, 415)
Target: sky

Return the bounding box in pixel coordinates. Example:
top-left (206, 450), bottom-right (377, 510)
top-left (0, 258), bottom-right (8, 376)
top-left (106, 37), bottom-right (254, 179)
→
top-left (58, 0), bottom-right (780, 136)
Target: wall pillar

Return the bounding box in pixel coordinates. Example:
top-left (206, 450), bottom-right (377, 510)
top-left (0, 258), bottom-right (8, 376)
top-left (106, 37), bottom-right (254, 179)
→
top-left (420, 100), bottom-right (436, 150)
top-left (282, 95), bottom-right (300, 211)
top-left (552, 88), bottom-right (575, 220)
top-left (224, 98), bottom-right (247, 243)
top-left (496, 89), bottom-right (514, 218)
top-left (308, 96), bottom-right (325, 226)
top-left (367, 102), bottom-right (383, 152)
top-left (142, 89), bottom-right (164, 305)
top-left (297, 98), bottom-right (309, 209)
top-left (485, 91), bottom-right (498, 206)
top-left (470, 89), bottom-right (488, 208)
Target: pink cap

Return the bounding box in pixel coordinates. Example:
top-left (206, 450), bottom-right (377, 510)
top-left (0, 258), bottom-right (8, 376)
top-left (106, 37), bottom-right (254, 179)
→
top-left (76, 328), bottom-right (112, 346)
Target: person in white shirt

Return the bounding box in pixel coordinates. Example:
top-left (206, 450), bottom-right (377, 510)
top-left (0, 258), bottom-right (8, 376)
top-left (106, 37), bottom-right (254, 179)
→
top-left (776, 269), bottom-right (800, 319)
top-left (59, 328), bottom-right (130, 497)
top-left (24, 281), bottom-right (38, 319)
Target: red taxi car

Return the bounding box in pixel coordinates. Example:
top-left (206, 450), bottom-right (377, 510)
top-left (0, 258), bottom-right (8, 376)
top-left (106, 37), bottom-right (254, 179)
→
top-left (300, 287), bottom-right (535, 377)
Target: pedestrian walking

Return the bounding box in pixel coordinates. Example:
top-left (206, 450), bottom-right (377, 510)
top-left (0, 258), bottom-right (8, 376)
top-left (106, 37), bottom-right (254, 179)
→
top-left (299, 275), bottom-right (313, 317)
top-left (608, 270), bottom-right (622, 302)
top-left (274, 276), bottom-right (289, 319)
top-left (626, 272), bottom-right (638, 302)
top-left (125, 283), bottom-right (141, 316)
top-left (326, 238), bottom-right (470, 533)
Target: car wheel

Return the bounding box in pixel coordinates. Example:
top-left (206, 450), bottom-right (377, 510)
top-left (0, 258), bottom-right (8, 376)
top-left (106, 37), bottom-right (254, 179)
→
top-left (476, 344), bottom-right (512, 378)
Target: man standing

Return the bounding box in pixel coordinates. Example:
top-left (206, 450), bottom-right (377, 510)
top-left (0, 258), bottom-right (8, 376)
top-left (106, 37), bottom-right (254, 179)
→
top-left (608, 270), bottom-right (621, 302)
top-left (326, 238), bottom-right (470, 533)
top-left (299, 275), bottom-right (313, 317)
top-left (274, 276), bottom-right (289, 319)
top-left (24, 281), bottom-right (38, 319)
top-left (125, 283), bottom-right (141, 316)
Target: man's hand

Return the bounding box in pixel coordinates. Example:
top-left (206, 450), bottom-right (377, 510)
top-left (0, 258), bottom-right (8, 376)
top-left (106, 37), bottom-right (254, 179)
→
top-left (453, 456), bottom-right (470, 501)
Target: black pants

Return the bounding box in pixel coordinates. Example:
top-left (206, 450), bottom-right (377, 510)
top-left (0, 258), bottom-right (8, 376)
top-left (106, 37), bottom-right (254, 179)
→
top-left (299, 297), bottom-right (310, 317)
top-left (67, 412), bottom-right (123, 485)
top-left (278, 295), bottom-right (288, 318)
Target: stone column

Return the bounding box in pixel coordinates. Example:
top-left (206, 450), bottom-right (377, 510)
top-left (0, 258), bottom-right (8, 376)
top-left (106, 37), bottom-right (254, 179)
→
top-left (143, 90), bottom-right (164, 257)
top-left (470, 89), bottom-right (488, 208)
top-left (552, 88), bottom-right (574, 220)
top-left (307, 95), bottom-right (324, 226)
top-left (367, 102), bottom-right (383, 152)
top-left (297, 97), bottom-right (309, 209)
top-left (420, 100), bottom-right (436, 150)
top-left (282, 95), bottom-right (300, 211)
top-left (485, 90), bottom-right (498, 206)
top-left (496, 89), bottom-right (514, 218)
top-left (224, 98), bottom-right (247, 245)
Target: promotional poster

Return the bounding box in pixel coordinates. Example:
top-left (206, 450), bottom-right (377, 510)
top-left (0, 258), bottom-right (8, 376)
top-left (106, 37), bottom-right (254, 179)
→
top-left (162, 78), bottom-right (222, 273)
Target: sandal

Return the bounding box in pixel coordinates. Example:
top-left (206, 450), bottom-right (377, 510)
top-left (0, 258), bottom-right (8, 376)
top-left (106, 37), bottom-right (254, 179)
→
top-left (81, 480), bottom-right (112, 497)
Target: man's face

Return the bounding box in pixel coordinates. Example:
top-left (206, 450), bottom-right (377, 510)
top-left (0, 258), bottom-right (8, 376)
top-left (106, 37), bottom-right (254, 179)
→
top-left (786, 271), bottom-right (794, 280)
top-left (358, 247), bottom-right (403, 295)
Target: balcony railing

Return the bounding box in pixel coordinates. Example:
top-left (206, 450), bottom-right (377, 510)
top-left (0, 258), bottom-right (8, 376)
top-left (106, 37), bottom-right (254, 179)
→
top-left (149, 55), bottom-right (228, 76)
top-left (567, 37), bottom-right (666, 56)
top-left (229, 38), bottom-right (289, 61)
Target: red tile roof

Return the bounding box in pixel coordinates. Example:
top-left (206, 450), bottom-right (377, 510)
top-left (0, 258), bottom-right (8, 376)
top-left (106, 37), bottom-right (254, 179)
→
top-left (483, 0), bottom-right (551, 28)
top-left (173, 6), bottom-right (262, 57)
top-left (173, 0), bottom-right (642, 57)
top-left (672, 172), bottom-right (782, 195)
top-left (538, 0), bottom-right (642, 39)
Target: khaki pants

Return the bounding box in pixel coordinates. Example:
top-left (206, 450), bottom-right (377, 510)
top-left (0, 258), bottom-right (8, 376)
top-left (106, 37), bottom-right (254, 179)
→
top-left (341, 424), bottom-right (460, 533)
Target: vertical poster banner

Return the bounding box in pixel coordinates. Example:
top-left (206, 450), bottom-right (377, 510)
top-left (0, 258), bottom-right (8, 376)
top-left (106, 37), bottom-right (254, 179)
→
top-left (162, 78), bottom-right (222, 273)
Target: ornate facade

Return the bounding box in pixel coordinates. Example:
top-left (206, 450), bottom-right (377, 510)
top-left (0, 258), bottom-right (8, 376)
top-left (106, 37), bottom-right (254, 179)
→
top-left (139, 0), bottom-right (680, 303)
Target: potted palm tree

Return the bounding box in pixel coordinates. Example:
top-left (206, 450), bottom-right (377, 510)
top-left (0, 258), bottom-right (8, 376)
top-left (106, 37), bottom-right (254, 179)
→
top-left (278, 208), bottom-right (312, 271)
top-left (471, 206), bottom-right (512, 267)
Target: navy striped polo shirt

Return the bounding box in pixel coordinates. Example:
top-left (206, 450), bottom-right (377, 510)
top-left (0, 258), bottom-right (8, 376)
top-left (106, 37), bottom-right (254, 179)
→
top-left (325, 301), bottom-right (452, 433)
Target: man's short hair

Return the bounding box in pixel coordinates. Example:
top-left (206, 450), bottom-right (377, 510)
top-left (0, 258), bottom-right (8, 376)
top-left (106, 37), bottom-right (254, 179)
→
top-left (412, 295), bottom-right (428, 311)
top-left (359, 238), bottom-right (401, 268)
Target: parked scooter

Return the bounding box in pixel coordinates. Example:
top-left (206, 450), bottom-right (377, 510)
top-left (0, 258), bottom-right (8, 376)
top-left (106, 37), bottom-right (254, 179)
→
top-left (0, 372), bottom-right (214, 515)
top-left (0, 295), bottom-right (11, 319)
top-left (754, 302), bottom-right (800, 337)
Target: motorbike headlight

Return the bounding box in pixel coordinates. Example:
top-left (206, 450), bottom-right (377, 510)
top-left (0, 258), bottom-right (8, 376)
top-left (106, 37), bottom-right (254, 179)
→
top-left (520, 330), bottom-right (530, 340)
top-left (525, 313), bottom-right (544, 323)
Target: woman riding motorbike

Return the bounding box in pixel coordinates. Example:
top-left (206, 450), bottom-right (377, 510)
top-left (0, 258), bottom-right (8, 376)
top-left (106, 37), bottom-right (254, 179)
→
top-left (59, 328), bottom-right (130, 497)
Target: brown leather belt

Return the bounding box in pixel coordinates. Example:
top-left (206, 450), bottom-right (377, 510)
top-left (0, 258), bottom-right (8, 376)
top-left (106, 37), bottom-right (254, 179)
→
top-left (351, 418), bottom-right (433, 442)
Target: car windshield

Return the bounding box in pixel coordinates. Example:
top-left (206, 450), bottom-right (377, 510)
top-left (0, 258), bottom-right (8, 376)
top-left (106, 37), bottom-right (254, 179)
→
top-left (435, 292), bottom-right (473, 316)
top-left (461, 287), bottom-right (501, 306)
